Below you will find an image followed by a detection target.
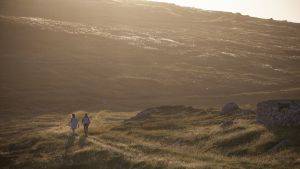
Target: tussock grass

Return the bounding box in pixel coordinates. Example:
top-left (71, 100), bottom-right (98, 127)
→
top-left (214, 129), bottom-right (264, 149)
top-left (0, 107), bottom-right (299, 169)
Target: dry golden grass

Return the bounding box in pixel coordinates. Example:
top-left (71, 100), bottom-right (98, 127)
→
top-left (0, 107), bottom-right (299, 169)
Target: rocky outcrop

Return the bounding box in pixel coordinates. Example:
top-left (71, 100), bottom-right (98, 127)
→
top-left (221, 102), bottom-right (240, 115)
top-left (256, 100), bottom-right (300, 127)
top-left (129, 105), bottom-right (201, 121)
top-left (130, 107), bottom-right (159, 121)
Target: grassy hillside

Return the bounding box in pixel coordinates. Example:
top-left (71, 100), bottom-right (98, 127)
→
top-left (1, 0), bottom-right (300, 115)
top-left (1, 0), bottom-right (299, 168)
top-left (1, 107), bottom-right (299, 169)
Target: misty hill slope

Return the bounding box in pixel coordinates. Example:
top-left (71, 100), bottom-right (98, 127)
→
top-left (1, 0), bottom-right (300, 115)
top-left (0, 107), bottom-right (299, 169)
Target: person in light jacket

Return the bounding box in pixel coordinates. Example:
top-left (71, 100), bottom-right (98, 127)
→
top-left (70, 114), bottom-right (79, 134)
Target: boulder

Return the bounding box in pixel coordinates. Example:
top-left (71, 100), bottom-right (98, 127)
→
top-left (221, 102), bottom-right (240, 115)
top-left (256, 100), bottom-right (300, 127)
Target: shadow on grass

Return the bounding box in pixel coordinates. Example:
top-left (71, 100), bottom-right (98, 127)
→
top-left (59, 149), bottom-right (167, 169)
top-left (269, 127), bottom-right (300, 146)
top-left (79, 135), bottom-right (88, 148)
top-left (215, 130), bottom-right (263, 149)
top-left (268, 127), bottom-right (300, 154)
top-left (256, 126), bottom-right (300, 154)
top-left (64, 133), bottom-right (76, 155)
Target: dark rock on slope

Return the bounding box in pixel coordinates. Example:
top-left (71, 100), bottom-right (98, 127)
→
top-left (256, 100), bottom-right (300, 127)
top-left (221, 102), bottom-right (240, 115)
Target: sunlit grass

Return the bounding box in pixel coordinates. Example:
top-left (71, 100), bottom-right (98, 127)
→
top-left (0, 107), bottom-right (299, 169)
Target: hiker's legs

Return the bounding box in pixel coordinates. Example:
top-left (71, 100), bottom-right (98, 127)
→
top-left (84, 125), bottom-right (87, 136)
top-left (84, 125), bottom-right (89, 136)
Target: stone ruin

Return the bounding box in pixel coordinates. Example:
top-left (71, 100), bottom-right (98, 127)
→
top-left (256, 100), bottom-right (300, 127)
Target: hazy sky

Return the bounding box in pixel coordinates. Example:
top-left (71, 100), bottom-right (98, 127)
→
top-left (149, 0), bottom-right (300, 23)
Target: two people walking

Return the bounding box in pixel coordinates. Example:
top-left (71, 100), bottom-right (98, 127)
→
top-left (70, 113), bottom-right (91, 136)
